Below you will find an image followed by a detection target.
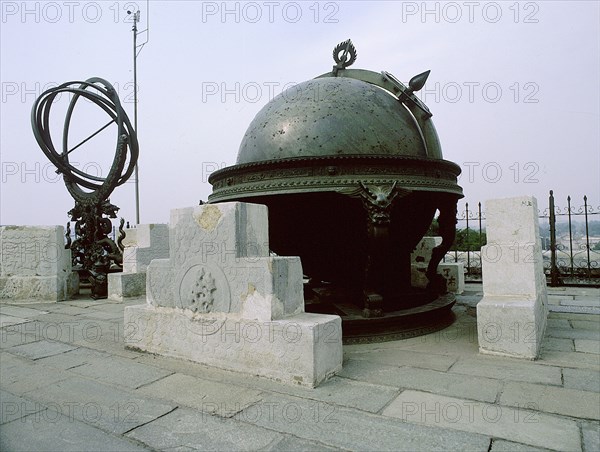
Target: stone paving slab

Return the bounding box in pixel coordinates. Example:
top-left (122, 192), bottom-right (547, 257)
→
top-left (0, 330), bottom-right (41, 350)
top-left (74, 309), bottom-right (124, 320)
top-left (66, 353), bottom-right (173, 390)
top-left (22, 376), bottom-right (176, 434)
top-left (345, 348), bottom-right (458, 372)
top-left (490, 439), bottom-right (551, 451)
top-left (582, 421), bottom-right (600, 452)
top-left (549, 312), bottom-right (600, 322)
top-left (29, 304), bottom-right (91, 315)
top-left (134, 353), bottom-right (399, 414)
top-left (562, 367), bottom-right (600, 392)
top-left (537, 349), bottom-right (600, 371)
top-left (0, 352), bottom-right (72, 394)
top-left (136, 373), bottom-right (264, 417)
top-left (382, 390), bottom-right (581, 451)
top-left (560, 299), bottom-right (600, 307)
top-left (0, 389), bottom-right (45, 425)
top-left (266, 435), bottom-right (340, 451)
top-left (338, 359), bottom-right (500, 403)
top-left (575, 339), bottom-right (600, 354)
top-left (448, 356), bottom-right (563, 385)
top-left (499, 381), bottom-right (600, 420)
top-left (541, 337), bottom-right (574, 352)
top-left (126, 407), bottom-right (285, 451)
top-left (546, 318), bottom-right (572, 329)
top-left (0, 411), bottom-right (151, 451)
top-left (546, 327), bottom-right (600, 341)
top-left (0, 305), bottom-right (49, 318)
top-left (571, 320), bottom-right (600, 331)
top-left (233, 393), bottom-right (491, 451)
top-left (0, 314), bottom-right (32, 327)
top-left (36, 346), bottom-right (110, 370)
top-left (7, 339), bottom-right (78, 360)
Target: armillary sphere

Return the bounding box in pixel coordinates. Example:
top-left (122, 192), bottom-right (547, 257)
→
top-left (31, 77), bottom-right (138, 206)
top-left (31, 77), bottom-right (139, 299)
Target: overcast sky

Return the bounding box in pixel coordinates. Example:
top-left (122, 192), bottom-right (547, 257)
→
top-left (1, 1), bottom-right (599, 227)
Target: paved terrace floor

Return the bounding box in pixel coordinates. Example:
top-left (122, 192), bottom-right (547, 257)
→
top-left (1, 284), bottom-right (599, 451)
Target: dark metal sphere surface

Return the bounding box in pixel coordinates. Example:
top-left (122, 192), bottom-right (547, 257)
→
top-left (237, 77), bottom-right (432, 164)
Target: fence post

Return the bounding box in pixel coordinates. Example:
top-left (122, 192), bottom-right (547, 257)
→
top-left (584, 195), bottom-right (592, 278)
top-left (465, 202), bottom-right (470, 275)
top-left (567, 196), bottom-right (574, 278)
top-left (549, 190), bottom-right (561, 286)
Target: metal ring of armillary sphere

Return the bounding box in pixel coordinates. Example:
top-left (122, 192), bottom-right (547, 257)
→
top-left (31, 77), bottom-right (139, 205)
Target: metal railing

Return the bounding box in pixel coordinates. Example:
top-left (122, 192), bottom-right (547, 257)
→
top-left (441, 192), bottom-right (599, 286)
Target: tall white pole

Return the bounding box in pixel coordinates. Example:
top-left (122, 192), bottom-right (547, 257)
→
top-left (132, 11), bottom-right (140, 225)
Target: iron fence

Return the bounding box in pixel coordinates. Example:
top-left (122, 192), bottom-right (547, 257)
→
top-left (441, 191), bottom-right (600, 286)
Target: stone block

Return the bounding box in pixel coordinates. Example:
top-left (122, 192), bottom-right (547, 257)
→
top-left (485, 196), bottom-right (541, 245)
top-left (108, 272), bottom-right (146, 302)
top-left (122, 224), bottom-right (169, 273)
top-left (108, 224), bottom-right (169, 301)
top-left (411, 262), bottom-right (464, 294)
top-left (410, 236), bottom-right (442, 265)
top-left (477, 196), bottom-right (548, 359)
top-left (0, 226), bottom-right (71, 302)
top-left (125, 202), bottom-right (343, 387)
top-left (125, 305), bottom-right (342, 387)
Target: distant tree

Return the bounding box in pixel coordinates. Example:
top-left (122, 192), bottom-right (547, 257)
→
top-left (593, 241), bottom-right (600, 251)
top-left (425, 219), bottom-right (439, 237)
top-left (453, 227), bottom-right (487, 251)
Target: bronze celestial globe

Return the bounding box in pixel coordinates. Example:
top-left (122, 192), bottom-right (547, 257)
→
top-left (209, 40), bottom-right (463, 340)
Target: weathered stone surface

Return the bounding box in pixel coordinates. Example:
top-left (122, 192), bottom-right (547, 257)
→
top-left (575, 339), bottom-right (600, 354)
top-left (0, 352), bottom-right (71, 394)
top-left (540, 337), bottom-right (574, 352)
top-left (339, 359), bottom-right (501, 403)
top-left (125, 305), bottom-right (342, 388)
top-left (411, 237), bottom-right (443, 265)
top-left (126, 202), bottom-right (343, 387)
top-left (0, 305), bottom-right (49, 318)
top-left (538, 349), bottom-right (600, 371)
top-left (346, 347), bottom-right (458, 372)
top-left (7, 339), bottom-right (77, 360)
top-left (126, 407), bottom-right (283, 451)
top-left (499, 381), bottom-right (600, 420)
top-left (136, 373), bottom-right (263, 417)
top-left (490, 439), bottom-right (551, 452)
top-left (23, 376), bottom-right (176, 434)
top-left (410, 237), bottom-right (464, 294)
top-left (448, 356), bottom-right (562, 385)
top-left (477, 196), bottom-right (548, 359)
top-left (108, 224), bottom-right (170, 301)
top-left (383, 390), bottom-right (580, 451)
top-left (108, 272), bottom-right (146, 302)
top-left (0, 389), bottom-right (44, 425)
top-left (132, 352), bottom-right (395, 413)
top-left (562, 367), bottom-right (600, 392)
top-left (0, 226), bottom-right (72, 302)
top-left (0, 411), bottom-right (151, 451)
top-left (66, 354), bottom-right (173, 390)
top-left (233, 393), bottom-right (491, 451)
top-left (122, 224), bottom-right (169, 273)
top-left (582, 422), bottom-right (600, 452)
top-left (412, 263), bottom-right (465, 294)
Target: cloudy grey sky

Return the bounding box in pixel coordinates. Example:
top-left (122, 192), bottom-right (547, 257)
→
top-left (1, 1), bottom-right (599, 226)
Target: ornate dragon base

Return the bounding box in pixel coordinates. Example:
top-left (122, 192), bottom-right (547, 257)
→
top-left (67, 200), bottom-right (125, 300)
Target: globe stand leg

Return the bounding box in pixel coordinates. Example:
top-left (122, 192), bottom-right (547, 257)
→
top-left (426, 197), bottom-right (458, 295)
